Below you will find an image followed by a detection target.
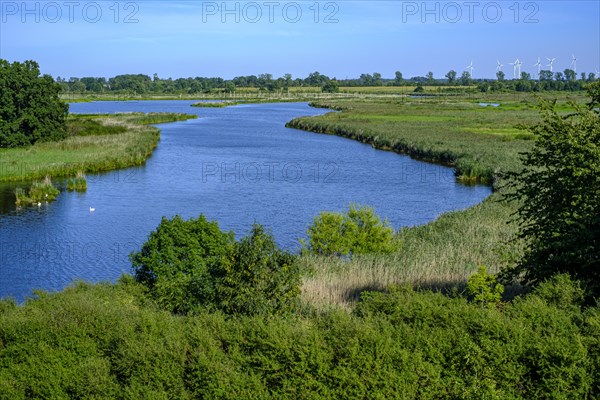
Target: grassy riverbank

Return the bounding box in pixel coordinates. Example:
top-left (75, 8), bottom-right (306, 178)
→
top-left (0, 112), bottom-right (197, 182)
top-left (288, 97), bottom-right (550, 184)
top-left (293, 94), bottom-right (588, 308)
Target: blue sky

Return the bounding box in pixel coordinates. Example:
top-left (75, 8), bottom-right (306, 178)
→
top-left (1, 1), bottom-right (599, 79)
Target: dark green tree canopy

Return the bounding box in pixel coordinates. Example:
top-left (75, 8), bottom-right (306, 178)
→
top-left (131, 215), bottom-right (300, 315)
top-left (321, 79), bottom-right (339, 93)
top-left (0, 59), bottom-right (68, 148)
top-left (130, 215), bottom-right (235, 313)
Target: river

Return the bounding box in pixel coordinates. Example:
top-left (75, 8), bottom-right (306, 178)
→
top-left (0, 101), bottom-right (491, 300)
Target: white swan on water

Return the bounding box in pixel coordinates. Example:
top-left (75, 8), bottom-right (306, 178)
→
top-left (89, 207), bottom-right (95, 213)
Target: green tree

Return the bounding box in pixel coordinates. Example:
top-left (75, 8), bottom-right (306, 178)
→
top-left (212, 224), bottom-right (301, 315)
top-left (504, 96), bottom-right (600, 291)
top-left (394, 71), bottom-right (404, 85)
top-left (459, 71), bottom-right (471, 86)
top-left (0, 59), bottom-right (68, 148)
top-left (223, 82), bottom-right (235, 94)
top-left (426, 71), bottom-right (435, 84)
top-left (373, 72), bottom-right (383, 86)
top-left (321, 79), bottom-right (339, 93)
top-left (539, 70), bottom-right (554, 81)
top-left (359, 73), bottom-right (374, 86)
top-left (445, 70), bottom-right (457, 84)
top-left (564, 69), bottom-right (577, 82)
top-left (496, 71), bottom-right (505, 81)
top-left (130, 215), bottom-right (235, 313)
top-left (586, 81), bottom-right (600, 109)
top-left (283, 73), bottom-right (293, 91)
top-left (554, 71), bottom-right (564, 82)
top-left (131, 215), bottom-right (300, 315)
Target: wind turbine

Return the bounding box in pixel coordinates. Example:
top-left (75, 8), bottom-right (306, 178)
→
top-left (516, 59), bottom-right (523, 78)
top-left (571, 54), bottom-right (577, 73)
top-left (496, 60), bottom-right (504, 72)
top-left (466, 61), bottom-right (474, 78)
top-left (509, 58), bottom-right (520, 79)
top-left (534, 57), bottom-right (542, 78)
top-left (547, 57), bottom-right (556, 72)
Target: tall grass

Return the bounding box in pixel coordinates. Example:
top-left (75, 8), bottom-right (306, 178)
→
top-left (66, 171), bottom-right (87, 192)
top-left (300, 193), bottom-right (523, 309)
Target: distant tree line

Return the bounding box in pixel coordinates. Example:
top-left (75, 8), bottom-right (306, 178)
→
top-left (57, 69), bottom-right (598, 95)
top-left (478, 69), bottom-right (596, 92)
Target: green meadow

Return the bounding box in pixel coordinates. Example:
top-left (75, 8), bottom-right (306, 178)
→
top-left (0, 112), bottom-right (197, 183)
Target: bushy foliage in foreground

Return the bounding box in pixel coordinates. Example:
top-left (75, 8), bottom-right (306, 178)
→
top-left (304, 204), bottom-right (398, 256)
top-left (0, 275), bottom-right (598, 398)
top-left (131, 216), bottom-right (300, 315)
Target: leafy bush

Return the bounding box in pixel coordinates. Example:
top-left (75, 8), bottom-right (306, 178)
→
top-left (131, 216), bottom-right (300, 316)
top-left (0, 277), bottom-right (599, 398)
top-left (305, 204), bottom-right (398, 256)
top-left (130, 215), bottom-right (235, 314)
top-left (321, 79), bottom-right (339, 93)
top-left (466, 266), bottom-right (504, 307)
top-left (531, 273), bottom-right (585, 311)
top-left (212, 224), bottom-right (301, 316)
top-left (0, 59), bottom-right (68, 147)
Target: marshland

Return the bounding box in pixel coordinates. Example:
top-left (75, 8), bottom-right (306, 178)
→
top-left (2, 0), bottom-right (600, 392)
top-left (1, 59), bottom-right (599, 397)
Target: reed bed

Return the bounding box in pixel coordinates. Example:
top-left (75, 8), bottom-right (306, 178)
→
top-left (15, 176), bottom-right (60, 206)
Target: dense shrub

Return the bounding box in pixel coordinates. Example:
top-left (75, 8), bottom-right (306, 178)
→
top-left (131, 216), bottom-right (300, 315)
top-left (213, 224), bottom-right (301, 315)
top-left (466, 266), bottom-right (504, 307)
top-left (0, 59), bottom-right (68, 147)
top-left (321, 79), bottom-right (339, 93)
top-left (305, 204), bottom-right (398, 256)
top-left (0, 276), bottom-right (598, 398)
top-left (130, 215), bottom-right (235, 314)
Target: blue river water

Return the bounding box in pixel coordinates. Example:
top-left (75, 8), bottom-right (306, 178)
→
top-left (0, 101), bottom-right (491, 300)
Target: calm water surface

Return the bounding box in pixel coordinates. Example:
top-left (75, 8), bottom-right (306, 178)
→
top-left (0, 101), bottom-right (491, 300)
